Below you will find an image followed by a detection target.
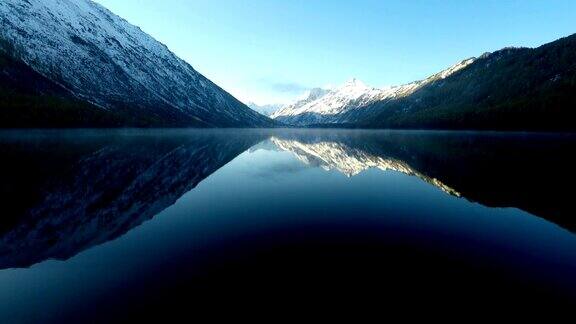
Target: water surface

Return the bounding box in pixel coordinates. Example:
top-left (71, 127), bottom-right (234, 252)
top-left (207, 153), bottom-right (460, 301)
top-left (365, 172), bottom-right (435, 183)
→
top-left (0, 129), bottom-right (575, 321)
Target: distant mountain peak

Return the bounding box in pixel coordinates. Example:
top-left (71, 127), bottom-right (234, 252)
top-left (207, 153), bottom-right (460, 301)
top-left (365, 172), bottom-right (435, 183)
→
top-left (339, 78), bottom-right (372, 91)
top-left (271, 79), bottom-right (381, 125)
top-left (336, 78), bottom-right (379, 97)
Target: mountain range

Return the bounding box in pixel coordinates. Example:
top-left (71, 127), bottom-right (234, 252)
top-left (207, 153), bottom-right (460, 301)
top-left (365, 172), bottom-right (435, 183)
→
top-left (0, 0), bottom-right (574, 130)
top-left (271, 58), bottom-right (474, 126)
top-left (0, 0), bottom-right (275, 128)
top-left (270, 35), bottom-right (576, 131)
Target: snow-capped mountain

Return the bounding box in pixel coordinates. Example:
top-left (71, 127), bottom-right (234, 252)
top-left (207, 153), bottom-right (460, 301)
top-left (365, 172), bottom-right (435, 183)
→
top-left (271, 80), bottom-right (381, 126)
top-left (270, 59), bottom-right (476, 126)
top-left (0, 0), bottom-right (275, 127)
top-left (247, 102), bottom-right (283, 116)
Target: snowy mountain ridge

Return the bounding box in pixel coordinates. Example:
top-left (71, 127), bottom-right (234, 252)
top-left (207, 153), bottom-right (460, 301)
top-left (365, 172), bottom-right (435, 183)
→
top-left (270, 58), bottom-right (476, 126)
top-left (0, 0), bottom-right (274, 127)
top-left (270, 79), bottom-right (382, 125)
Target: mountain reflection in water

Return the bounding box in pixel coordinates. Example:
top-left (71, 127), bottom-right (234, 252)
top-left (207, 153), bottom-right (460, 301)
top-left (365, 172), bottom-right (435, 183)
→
top-left (0, 129), bottom-right (575, 320)
top-left (270, 130), bottom-right (575, 230)
top-left (0, 130), bottom-right (267, 268)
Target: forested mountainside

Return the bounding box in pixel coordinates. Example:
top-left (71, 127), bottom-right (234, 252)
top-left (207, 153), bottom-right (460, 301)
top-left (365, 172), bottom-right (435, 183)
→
top-left (356, 33), bottom-right (576, 131)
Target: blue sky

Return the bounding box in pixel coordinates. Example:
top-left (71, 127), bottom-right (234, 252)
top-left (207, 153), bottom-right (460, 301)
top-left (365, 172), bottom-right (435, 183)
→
top-left (94, 0), bottom-right (576, 105)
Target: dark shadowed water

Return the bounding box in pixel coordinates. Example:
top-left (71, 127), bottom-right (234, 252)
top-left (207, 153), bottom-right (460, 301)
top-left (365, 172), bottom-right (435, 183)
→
top-left (0, 128), bottom-right (575, 321)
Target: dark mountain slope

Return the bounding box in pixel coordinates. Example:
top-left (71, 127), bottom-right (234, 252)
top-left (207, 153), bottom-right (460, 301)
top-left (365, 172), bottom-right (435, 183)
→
top-left (359, 33), bottom-right (576, 131)
top-left (0, 50), bottom-right (200, 127)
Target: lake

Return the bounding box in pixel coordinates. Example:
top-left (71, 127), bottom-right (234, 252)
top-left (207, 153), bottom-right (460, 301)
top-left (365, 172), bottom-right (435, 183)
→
top-left (0, 128), bottom-right (575, 321)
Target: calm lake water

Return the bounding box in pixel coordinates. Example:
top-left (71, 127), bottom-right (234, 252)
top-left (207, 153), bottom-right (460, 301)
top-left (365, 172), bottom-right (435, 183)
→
top-left (0, 128), bottom-right (575, 321)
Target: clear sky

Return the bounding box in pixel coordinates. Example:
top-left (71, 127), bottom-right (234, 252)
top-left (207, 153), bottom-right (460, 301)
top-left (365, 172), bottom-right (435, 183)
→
top-left (94, 0), bottom-right (576, 105)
